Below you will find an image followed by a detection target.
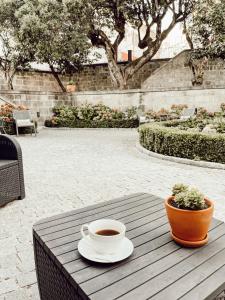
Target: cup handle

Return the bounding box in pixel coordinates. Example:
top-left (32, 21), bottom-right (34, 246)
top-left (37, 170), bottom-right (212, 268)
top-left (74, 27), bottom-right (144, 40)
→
top-left (81, 224), bottom-right (89, 239)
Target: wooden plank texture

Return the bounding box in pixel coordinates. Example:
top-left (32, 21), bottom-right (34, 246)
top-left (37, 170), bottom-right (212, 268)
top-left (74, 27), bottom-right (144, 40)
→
top-left (33, 193), bottom-right (225, 300)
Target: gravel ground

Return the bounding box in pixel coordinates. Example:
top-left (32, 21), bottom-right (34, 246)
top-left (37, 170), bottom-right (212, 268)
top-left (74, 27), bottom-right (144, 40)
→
top-left (1, 128), bottom-right (225, 299)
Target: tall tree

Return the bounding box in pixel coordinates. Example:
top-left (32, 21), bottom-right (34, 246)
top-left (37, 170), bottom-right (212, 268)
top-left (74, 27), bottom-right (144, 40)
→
top-left (17, 0), bottom-right (91, 92)
top-left (68, 0), bottom-right (195, 89)
top-left (189, 0), bottom-right (225, 60)
top-left (0, 0), bottom-right (31, 90)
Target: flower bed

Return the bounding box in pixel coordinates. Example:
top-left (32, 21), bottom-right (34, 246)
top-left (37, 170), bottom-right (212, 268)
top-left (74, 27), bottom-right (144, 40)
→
top-left (45, 104), bottom-right (139, 128)
top-left (139, 122), bottom-right (225, 164)
top-left (0, 103), bottom-right (32, 135)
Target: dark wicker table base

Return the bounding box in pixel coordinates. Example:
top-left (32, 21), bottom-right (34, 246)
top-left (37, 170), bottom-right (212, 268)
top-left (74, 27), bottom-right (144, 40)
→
top-left (34, 238), bottom-right (82, 300)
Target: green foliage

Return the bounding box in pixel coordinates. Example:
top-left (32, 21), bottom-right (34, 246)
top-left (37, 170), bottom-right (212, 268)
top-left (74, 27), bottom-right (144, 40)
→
top-left (17, 0), bottom-right (91, 74)
top-left (214, 119), bottom-right (225, 134)
top-left (45, 104), bottom-right (139, 128)
top-left (73, 0), bottom-right (195, 88)
top-left (0, 0), bottom-right (92, 91)
top-left (146, 104), bottom-right (189, 121)
top-left (196, 107), bottom-right (215, 119)
top-left (67, 80), bottom-right (75, 85)
top-left (172, 184), bottom-right (188, 196)
top-left (139, 122), bottom-right (225, 164)
top-left (171, 104), bottom-right (188, 116)
top-left (145, 105), bottom-right (225, 134)
top-left (0, 103), bottom-right (36, 134)
top-left (172, 185), bottom-right (206, 210)
top-left (190, 0), bottom-right (225, 60)
top-left (0, 0), bottom-right (31, 89)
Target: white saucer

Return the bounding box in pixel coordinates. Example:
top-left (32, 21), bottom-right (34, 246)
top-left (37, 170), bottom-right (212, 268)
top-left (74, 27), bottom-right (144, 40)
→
top-left (78, 237), bottom-right (134, 263)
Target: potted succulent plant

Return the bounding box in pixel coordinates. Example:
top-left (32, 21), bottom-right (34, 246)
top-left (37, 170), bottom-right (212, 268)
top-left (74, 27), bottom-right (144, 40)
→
top-left (66, 80), bottom-right (76, 92)
top-left (165, 184), bottom-right (214, 247)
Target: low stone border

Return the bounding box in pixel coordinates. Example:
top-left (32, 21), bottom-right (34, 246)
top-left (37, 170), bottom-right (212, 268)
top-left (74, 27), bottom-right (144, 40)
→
top-left (43, 126), bottom-right (138, 131)
top-left (136, 142), bottom-right (225, 170)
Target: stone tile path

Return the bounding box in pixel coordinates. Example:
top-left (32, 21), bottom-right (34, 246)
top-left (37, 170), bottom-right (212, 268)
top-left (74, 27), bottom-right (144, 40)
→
top-left (0, 128), bottom-right (225, 299)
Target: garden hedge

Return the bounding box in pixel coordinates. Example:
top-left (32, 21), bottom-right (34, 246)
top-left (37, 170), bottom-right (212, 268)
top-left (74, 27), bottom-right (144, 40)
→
top-left (139, 122), bottom-right (225, 164)
top-left (45, 119), bottom-right (139, 128)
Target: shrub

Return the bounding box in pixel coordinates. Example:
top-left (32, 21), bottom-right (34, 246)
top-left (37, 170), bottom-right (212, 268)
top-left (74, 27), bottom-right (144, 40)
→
top-left (171, 104), bottom-right (188, 116)
top-left (45, 104), bottom-right (139, 128)
top-left (145, 104), bottom-right (188, 121)
top-left (196, 107), bottom-right (215, 119)
top-left (0, 103), bottom-right (32, 135)
top-left (145, 108), bottom-right (170, 121)
top-left (139, 122), bottom-right (225, 164)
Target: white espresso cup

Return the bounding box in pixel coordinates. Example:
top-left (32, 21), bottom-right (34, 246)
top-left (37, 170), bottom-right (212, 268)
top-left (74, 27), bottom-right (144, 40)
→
top-left (81, 219), bottom-right (126, 254)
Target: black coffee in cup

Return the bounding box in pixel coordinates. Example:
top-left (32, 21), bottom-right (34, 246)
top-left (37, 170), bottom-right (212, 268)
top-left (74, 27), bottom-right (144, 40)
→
top-left (96, 229), bottom-right (120, 236)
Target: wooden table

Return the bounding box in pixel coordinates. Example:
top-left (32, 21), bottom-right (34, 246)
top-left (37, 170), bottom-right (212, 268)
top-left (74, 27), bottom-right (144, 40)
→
top-left (33, 193), bottom-right (225, 300)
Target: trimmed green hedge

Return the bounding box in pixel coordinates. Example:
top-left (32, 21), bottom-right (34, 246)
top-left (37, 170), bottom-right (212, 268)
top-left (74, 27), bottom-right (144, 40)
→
top-left (139, 122), bottom-right (225, 164)
top-left (45, 119), bottom-right (139, 128)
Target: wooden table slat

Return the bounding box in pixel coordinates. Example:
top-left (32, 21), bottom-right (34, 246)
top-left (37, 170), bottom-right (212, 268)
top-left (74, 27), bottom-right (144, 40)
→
top-left (41, 199), bottom-right (164, 240)
top-left (111, 231), bottom-right (225, 300)
top-left (56, 209), bottom-right (165, 264)
top-left (45, 200), bottom-right (164, 249)
top-left (33, 193), bottom-right (225, 300)
top-left (62, 220), bottom-right (170, 274)
top-left (35, 193), bottom-right (148, 230)
top-left (77, 223), bottom-right (225, 287)
top-left (150, 242), bottom-right (225, 300)
top-left (48, 210), bottom-right (169, 256)
top-left (79, 223), bottom-right (225, 299)
top-left (181, 264), bottom-right (225, 300)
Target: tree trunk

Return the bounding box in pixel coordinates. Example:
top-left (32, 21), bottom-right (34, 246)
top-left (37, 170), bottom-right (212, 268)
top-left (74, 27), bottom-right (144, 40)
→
top-left (105, 44), bottom-right (128, 90)
top-left (4, 70), bottom-right (14, 90)
top-left (183, 20), bottom-right (194, 50)
top-left (7, 70), bottom-right (16, 90)
top-left (7, 77), bottom-right (14, 90)
top-left (124, 41), bottom-right (162, 84)
top-left (49, 65), bottom-right (66, 92)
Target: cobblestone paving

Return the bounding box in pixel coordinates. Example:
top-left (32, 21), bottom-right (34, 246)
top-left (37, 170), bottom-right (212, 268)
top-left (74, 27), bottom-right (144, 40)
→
top-left (1, 128), bottom-right (225, 299)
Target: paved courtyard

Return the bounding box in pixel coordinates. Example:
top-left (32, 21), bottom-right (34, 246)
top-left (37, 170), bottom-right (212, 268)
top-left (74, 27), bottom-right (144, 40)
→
top-left (1, 128), bottom-right (225, 299)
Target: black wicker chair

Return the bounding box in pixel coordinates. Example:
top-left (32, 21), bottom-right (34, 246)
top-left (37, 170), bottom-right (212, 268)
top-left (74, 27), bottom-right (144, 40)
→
top-left (0, 135), bottom-right (25, 206)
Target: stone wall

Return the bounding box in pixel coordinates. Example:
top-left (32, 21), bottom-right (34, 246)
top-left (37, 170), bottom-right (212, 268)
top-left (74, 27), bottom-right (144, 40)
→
top-left (72, 88), bottom-right (225, 113)
top-left (0, 91), bottom-right (72, 123)
top-left (0, 59), bottom-right (167, 93)
top-left (71, 51), bottom-right (225, 112)
top-left (142, 50), bottom-right (225, 90)
top-left (1, 51), bottom-right (225, 124)
top-left (72, 90), bottom-right (141, 110)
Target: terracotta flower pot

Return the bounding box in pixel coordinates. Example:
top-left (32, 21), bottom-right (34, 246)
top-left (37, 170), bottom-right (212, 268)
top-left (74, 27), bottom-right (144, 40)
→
top-left (165, 196), bottom-right (214, 247)
top-left (66, 85), bottom-right (76, 93)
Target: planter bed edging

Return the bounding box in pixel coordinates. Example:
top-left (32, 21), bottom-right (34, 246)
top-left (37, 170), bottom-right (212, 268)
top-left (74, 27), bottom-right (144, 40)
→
top-left (136, 142), bottom-right (225, 170)
top-left (43, 126), bottom-right (138, 131)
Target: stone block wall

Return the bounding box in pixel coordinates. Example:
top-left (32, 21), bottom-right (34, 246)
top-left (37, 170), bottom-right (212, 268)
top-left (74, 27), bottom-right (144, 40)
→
top-left (0, 91), bottom-right (72, 123)
top-left (72, 88), bottom-right (225, 114)
top-left (71, 90), bottom-right (142, 110)
top-left (1, 51), bottom-right (225, 125)
top-left (142, 50), bottom-right (225, 90)
top-left (0, 59), bottom-right (167, 93)
top-left (0, 72), bottom-right (63, 93)
top-left (72, 60), bottom-right (166, 91)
